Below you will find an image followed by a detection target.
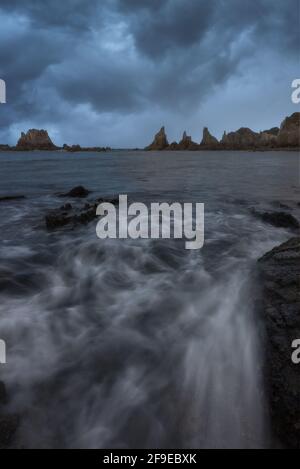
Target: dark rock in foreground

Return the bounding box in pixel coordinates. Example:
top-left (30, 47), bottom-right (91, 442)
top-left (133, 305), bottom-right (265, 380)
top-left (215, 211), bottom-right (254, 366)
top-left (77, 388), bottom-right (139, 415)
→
top-left (0, 381), bottom-right (19, 449)
top-left (46, 194), bottom-right (119, 230)
top-left (251, 210), bottom-right (300, 230)
top-left (16, 129), bottom-right (57, 151)
top-left (60, 186), bottom-right (91, 198)
top-left (0, 195), bottom-right (26, 203)
top-left (259, 237), bottom-right (300, 448)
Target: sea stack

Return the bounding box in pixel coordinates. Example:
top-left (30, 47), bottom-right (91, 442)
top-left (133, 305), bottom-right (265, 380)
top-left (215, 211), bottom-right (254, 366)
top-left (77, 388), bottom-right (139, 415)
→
top-left (201, 127), bottom-right (219, 148)
top-left (16, 129), bottom-right (57, 151)
top-left (145, 127), bottom-right (169, 150)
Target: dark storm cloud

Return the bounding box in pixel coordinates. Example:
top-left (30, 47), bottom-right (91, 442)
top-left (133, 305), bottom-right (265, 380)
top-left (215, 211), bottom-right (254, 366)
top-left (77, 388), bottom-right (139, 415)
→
top-left (0, 0), bottom-right (299, 146)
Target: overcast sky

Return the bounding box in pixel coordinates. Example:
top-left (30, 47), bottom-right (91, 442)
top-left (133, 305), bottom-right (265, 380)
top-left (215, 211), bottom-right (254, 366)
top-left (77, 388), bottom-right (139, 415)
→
top-left (0, 0), bottom-right (299, 147)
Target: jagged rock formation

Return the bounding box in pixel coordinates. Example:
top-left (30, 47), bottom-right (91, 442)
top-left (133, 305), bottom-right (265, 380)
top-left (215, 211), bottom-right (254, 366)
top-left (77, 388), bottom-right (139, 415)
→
top-left (45, 188), bottom-right (119, 230)
top-left (145, 113), bottom-right (299, 151)
top-left (277, 112), bottom-right (300, 147)
top-left (16, 129), bottom-right (57, 151)
top-left (145, 126), bottom-right (169, 150)
top-left (259, 237), bottom-right (300, 448)
top-left (201, 127), bottom-right (219, 148)
top-left (176, 131), bottom-right (199, 150)
top-left (221, 127), bottom-right (260, 149)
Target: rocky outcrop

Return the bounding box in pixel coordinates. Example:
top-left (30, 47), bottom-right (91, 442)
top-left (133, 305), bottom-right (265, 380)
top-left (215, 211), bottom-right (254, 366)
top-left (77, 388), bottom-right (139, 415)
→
top-left (0, 381), bottom-right (19, 449)
top-left (0, 144), bottom-right (11, 151)
top-left (16, 129), bottom-right (57, 151)
top-left (176, 131), bottom-right (199, 150)
top-left (251, 209), bottom-right (300, 230)
top-left (60, 186), bottom-right (91, 198)
top-left (46, 187), bottom-right (118, 230)
top-left (200, 127), bottom-right (219, 148)
top-left (277, 112), bottom-right (300, 147)
top-left (145, 127), bottom-right (169, 150)
top-left (221, 127), bottom-right (260, 149)
top-left (62, 144), bottom-right (110, 152)
top-left (145, 113), bottom-right (299, 151)
top-left (259, 238), bottom-right (300, 448)
top-left (0, 195), bottom-right (26, 203)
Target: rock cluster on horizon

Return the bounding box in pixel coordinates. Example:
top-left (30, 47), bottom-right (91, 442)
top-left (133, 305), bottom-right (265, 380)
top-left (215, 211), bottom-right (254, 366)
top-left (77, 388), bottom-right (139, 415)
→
top-left (145, 112), bottom-right (300, 151)
top-left (16, 129), bottom-right (57, 151)
top-left (0, 129), bottom-right (109, 152)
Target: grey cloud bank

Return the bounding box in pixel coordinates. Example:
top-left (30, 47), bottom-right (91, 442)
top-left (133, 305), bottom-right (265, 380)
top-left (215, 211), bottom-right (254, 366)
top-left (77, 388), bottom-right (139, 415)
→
top-left (0, 0), bottom-right (299, 147)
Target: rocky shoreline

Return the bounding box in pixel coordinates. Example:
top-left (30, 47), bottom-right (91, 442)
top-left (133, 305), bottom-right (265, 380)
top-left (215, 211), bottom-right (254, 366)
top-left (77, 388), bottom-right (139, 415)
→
top-left (259, 237), bottom-right (300, 449)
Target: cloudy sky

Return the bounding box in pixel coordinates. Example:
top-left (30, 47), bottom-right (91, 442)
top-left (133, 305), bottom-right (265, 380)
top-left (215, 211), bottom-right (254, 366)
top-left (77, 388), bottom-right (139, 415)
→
top-left (0, 0), bottom-right (299, 147)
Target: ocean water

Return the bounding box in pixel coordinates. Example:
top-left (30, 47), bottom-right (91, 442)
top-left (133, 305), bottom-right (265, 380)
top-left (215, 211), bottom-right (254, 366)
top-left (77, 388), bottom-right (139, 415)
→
top-left (0, 150), bottom-right (299, 449)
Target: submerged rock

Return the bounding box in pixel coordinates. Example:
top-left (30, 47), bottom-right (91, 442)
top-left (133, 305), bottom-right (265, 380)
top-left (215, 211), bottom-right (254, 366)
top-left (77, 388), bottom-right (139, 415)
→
top-left (16, 129), bottom-right (57, 151)
top-left (259, 237), bottom-right (300, 448)
top-left (61, 186), bottom-right (91, 198)
top-left (0, 195), bottom-right (26, 203)
top-left (251, 210), bottom-right (300, 230)
top-left (145, 127), bottom-right (169, 150)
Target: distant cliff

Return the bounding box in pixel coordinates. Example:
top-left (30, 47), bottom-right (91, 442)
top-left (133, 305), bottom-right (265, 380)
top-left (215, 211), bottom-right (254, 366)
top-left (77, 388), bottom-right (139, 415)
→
top-left (145, 112), bottom-right (300, 151)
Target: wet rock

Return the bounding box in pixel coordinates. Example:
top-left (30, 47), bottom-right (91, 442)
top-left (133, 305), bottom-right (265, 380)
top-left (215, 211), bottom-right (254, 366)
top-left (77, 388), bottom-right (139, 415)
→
top-left (259, 237), bottom-right (300, 448)
top-left (16, 129), bottom-right (57, 151)
top-left (45, 210), bottom-right (73, 230)
top-left (0, 414), bottom-right (19, 449)
top-left (0, 195), bottom-right (26, 203)
top-left (0, 381), bottom-right (19, 448)
top-left (45, 196), bottom-right (119, 230)
top-left (145, 127), bottom-right (169, 151)
top-left (61, 186), bottom-right (91, 198)
top-left (251, 210), bottom-right (299, 230)
top-left (0, 381), bottom-right (7, 405)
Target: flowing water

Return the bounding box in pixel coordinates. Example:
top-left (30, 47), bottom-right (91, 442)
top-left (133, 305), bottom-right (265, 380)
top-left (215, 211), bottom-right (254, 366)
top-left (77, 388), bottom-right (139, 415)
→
top-left (0, 150), bottom-right (299, 448)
